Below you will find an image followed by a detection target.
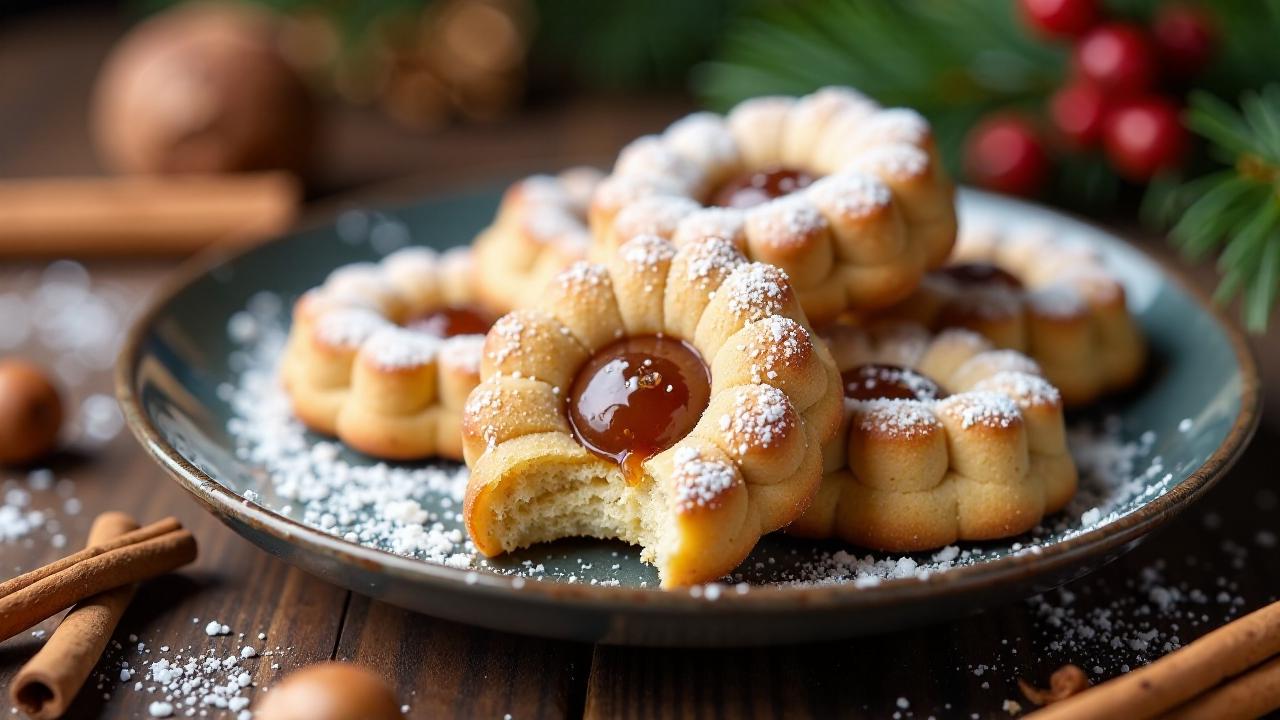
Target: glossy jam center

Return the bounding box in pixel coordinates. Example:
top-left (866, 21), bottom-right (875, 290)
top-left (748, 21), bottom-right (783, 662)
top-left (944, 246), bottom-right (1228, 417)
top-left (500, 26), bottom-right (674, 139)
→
top-left (842, 363), bottom-right (943, 402)
top-left (938, 262), bottom-right (1024, 290)
top-left (567, 335), bottom-right (711, 480)
top-left (405, 305), bottom-right (496, 338)
top-left (709, 165), bottom-right (817, 209)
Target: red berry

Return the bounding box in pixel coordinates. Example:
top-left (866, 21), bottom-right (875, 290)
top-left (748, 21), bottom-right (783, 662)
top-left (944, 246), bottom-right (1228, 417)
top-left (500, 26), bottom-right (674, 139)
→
top-left (1074, 23), bottom-right (1157, 95)
top-left (1050, 82), bottom-right (1108, 147)
top-left (1018, 0), bottom-right (1099, 37)
top-left (1103, 98), bottom-right (1188, 180)
top-left (1153, 4), bottom-right (1215, 78)
top-left (964, 115), bottom-right (1051, 196)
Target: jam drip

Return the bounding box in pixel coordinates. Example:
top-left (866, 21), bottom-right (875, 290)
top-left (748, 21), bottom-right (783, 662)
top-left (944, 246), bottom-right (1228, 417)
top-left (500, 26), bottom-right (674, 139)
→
top-left (709, 165), bottom-right (817, 209)
top-left (567, 335), bottom-right (711, 482)
top-left (843, 363), bottom-right (944, 402)
top-left (405, 305), bottom-right (496, 338)
top-left (938, 262), bottom-right (1024, 290)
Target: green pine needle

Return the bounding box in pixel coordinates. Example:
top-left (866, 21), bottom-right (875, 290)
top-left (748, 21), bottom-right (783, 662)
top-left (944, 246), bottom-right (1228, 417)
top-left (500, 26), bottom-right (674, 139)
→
top-left (695, 0), bottom-right (1065, 179)
top-left (1171, 88), bottom-right (1280, 331)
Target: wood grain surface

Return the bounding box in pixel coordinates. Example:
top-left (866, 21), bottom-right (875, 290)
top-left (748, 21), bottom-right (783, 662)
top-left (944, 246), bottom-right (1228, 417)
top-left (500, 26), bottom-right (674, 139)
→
top-left (1, 7), bottom-right (1277, 720)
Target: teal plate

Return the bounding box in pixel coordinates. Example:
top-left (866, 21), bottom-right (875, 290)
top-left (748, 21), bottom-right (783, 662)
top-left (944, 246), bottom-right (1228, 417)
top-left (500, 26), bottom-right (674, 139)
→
top-left (118, 188), bottom-right (1260, 646)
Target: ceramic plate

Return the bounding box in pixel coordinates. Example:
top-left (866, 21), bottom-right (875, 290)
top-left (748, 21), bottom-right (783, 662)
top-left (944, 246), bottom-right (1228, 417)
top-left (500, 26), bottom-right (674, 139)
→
top-left (118, 188), bottom-right (1259, 646)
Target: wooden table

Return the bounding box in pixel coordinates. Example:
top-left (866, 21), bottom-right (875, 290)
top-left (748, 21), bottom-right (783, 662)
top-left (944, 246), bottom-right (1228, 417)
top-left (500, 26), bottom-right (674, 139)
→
top-left (1, 8), bottom-right (1278, 719)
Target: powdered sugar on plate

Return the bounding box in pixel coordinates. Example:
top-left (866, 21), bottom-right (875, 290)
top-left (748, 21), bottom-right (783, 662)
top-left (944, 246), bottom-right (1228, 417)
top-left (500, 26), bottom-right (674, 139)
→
top-left (224, 298), bottom-right (472, 566)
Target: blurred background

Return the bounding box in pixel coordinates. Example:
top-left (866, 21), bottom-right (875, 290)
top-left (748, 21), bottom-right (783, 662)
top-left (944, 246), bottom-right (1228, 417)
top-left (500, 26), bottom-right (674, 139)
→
top-left (2, 0), bottom-right (1279, 329)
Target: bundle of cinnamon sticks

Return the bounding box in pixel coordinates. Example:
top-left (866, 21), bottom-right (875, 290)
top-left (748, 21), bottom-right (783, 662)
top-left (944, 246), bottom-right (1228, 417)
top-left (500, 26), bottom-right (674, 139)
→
top-left (1028, 598), bottom-right (1280, 719)
top-left (2, 512), bottom-right (197, 719)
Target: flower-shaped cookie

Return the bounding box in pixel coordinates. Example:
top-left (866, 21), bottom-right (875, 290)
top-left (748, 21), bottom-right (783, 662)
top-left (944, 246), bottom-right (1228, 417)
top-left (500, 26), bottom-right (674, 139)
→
top-left (472, 167), bottom-right (603, 313)
top-left (790, 322), bottom-right (1077, 551)
top-left (461, 235), bottom-right (844, 587)
top-left (589, 86), bottom-right (956, 322)
top-left (882, 220), bottom-right (1146, 406)
top-left (280, 246), bottom-right (494, 460)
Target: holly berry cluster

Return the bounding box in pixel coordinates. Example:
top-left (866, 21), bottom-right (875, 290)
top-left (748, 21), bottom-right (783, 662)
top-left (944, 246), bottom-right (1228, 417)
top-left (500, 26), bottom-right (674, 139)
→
top-left (964, 0), bottom-right (1214, 196)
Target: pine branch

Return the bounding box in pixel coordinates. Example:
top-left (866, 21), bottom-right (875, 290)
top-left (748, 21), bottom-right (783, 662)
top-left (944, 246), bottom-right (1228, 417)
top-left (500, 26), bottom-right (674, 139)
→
top-left (1164, 89), bottom-right (1280, 330)
top-left (696, 0), bottom-right (1135, 206)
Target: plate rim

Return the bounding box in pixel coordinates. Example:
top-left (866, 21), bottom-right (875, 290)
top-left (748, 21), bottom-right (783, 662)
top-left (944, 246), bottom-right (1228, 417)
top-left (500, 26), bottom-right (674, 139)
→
top-left (115, 187), bottom-right (1262, 614)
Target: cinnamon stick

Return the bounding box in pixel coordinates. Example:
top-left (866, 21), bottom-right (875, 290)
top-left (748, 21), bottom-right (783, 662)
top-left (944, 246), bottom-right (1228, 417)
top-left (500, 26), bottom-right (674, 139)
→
top-left (1163, 656), bottom-right (1280, 720)
top-left (0, 172), bottom-right (299, 256)
top-left (0, 517), bottom-right (181, 599)
top-left (0, 522), bottom-right (196, 643)
top-left (10, 512), bottom-right (141, 719)
top-left (1029, 600), bottom-right (1280, 719)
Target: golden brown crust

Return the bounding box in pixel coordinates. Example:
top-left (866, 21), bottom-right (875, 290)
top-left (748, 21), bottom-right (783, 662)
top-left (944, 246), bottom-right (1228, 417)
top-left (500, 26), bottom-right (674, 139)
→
top-left (881, 220), bottom-right (1147, 406)
top-left (589, 86), bottom-right (957, 322)
top-left (462, 235), bottom-right (842, 587)
top-left (279, 247), bottom-right (489, 461)
top-left (472, 167), bottom-right (603, 313)
top-left (789, 322), bottom-right (1078, 551)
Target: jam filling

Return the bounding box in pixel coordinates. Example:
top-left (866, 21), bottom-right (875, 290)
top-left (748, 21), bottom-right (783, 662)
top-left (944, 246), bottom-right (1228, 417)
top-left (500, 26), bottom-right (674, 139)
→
top-left (567, 335), bottom-right (711, 482)
top-left (405, 305), bottom-right (496, 338)
top-left (937, 262), bottom-right (1024, 290)
top-left (709, 165), bottom-right (817, 209)
top-left (842, 363), bottom-right (944, 402)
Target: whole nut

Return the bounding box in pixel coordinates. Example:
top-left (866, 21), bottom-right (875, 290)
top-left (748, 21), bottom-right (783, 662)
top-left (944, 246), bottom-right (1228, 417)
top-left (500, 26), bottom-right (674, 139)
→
top-left (255, 662), bottom-right (403, 720)
top-left (0, 359), bottom-right (63, 466)
top-left (92, 1), bottom-right (313, 177)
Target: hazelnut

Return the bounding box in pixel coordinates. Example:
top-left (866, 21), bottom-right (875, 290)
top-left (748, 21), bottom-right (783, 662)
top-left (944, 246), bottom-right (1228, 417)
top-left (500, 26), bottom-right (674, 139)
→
top-left (256, 662), bottom-right (403, 720)
top-left (92, 2), bottom-right (314, 177)
top-left (0, 360), bottom-right (62, 466)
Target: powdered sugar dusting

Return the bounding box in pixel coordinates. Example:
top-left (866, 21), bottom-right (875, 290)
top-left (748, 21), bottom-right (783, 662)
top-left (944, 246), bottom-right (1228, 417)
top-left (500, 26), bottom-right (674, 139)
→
top-left (680, 237), bottom-right (746, 287)
top-left (484, 314), bottom-right (529, 366)
top-left (856, 108), bottom-right (929, 146)
top-left (674, 207), bottom-right (746, 247)
top-left (439, 334), bottom-right (485, 374)
top-left (614, 195), bottom-right (700, 240)
top-left (850, 143), bottom-right (929, 179)
top-left (619, 234), bottom-right (676, 269)
top-left (381, 246), bottom-right (439, 280)
top-left (523, 206), bottom-right (584, 243)
top-left (663, 112), bottom-right (739, 170)
top-left (852, 399), bottom-right (941, 437)
top-left (723, 263), bottom-right (790, 317)
top-left (1028, 284), bottom-right (1089, 318)
top-left (225, 299), bottom-right (472, 565)
top-left (672, 446), bottom-right (738, 511)
top-left (593, 174), bottom-right (680, 212)
top-left (614, 136), bottom-right (699, 186)
top-left (745, 195), bottom-right (829, 250)
top-left (937, 391), bottom-right (1021, 429)
top-left (956, 349), bottom-right (1042, 381)
top-left (88, 622), bottom-right (285, 719)
top-left (975, 371), bottom-right (1062, 407)
top-left (806, 171), bottom-right (892, 217)
top-left (719, 386), bottom-right (793, 454)
top-left (555, 261), bottom-right (610, 292)
top-left (360, 326), bottom-right (441, 369)
top-left (313, 308), bottom-right (389, 348)
top-left (742, 316), bottom-right (808, 384)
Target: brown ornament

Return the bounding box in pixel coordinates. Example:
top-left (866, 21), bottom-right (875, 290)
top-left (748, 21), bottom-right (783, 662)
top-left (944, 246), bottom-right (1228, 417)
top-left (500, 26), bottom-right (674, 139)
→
top-left (0, 359), bottom-right (62, 466)
top-left (92, 2), bottom-right (314, 177)
top-left (255, 662), bottom-right (403, 720)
